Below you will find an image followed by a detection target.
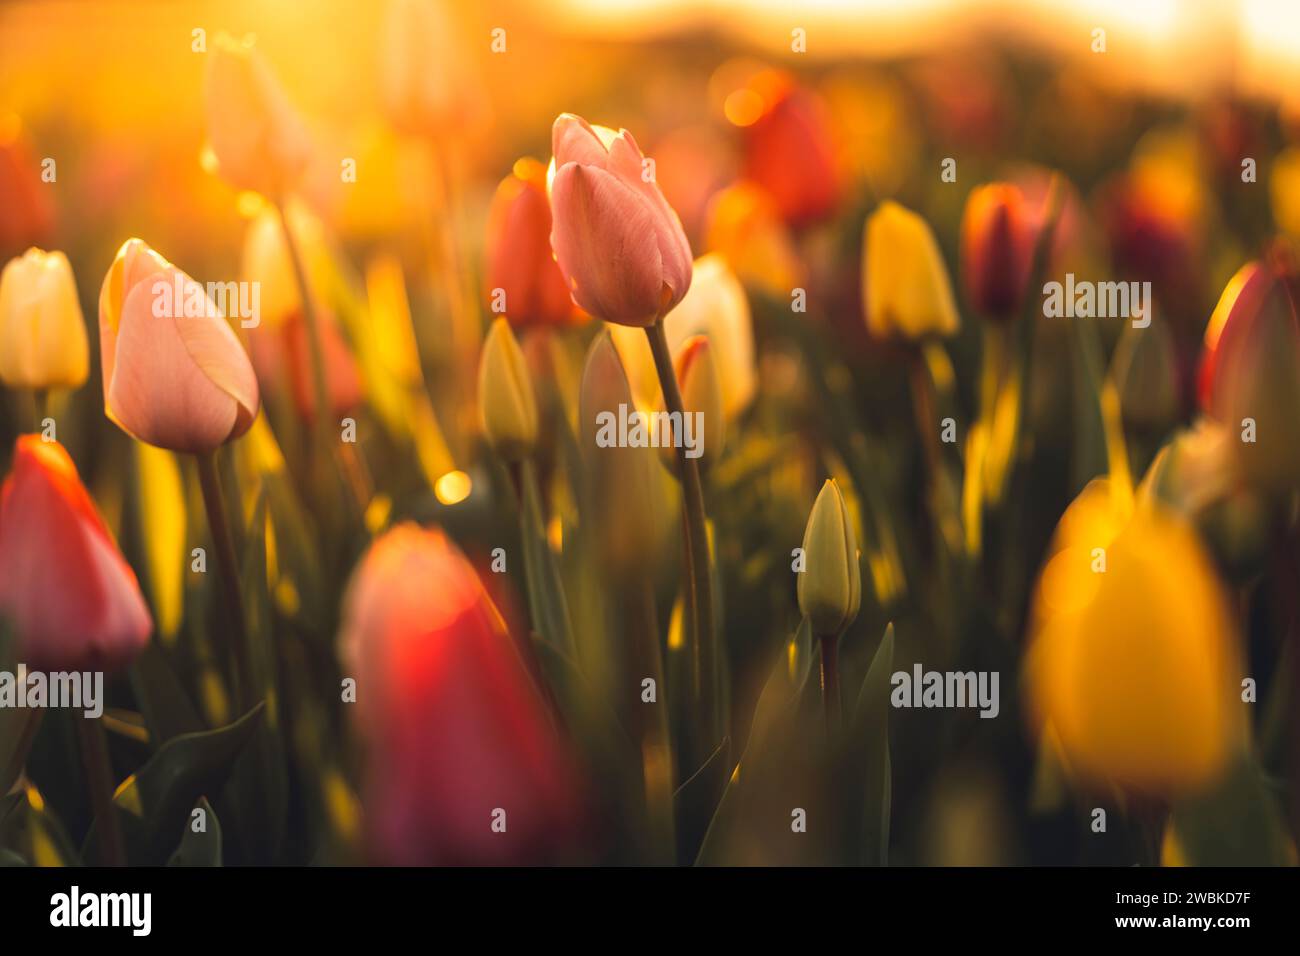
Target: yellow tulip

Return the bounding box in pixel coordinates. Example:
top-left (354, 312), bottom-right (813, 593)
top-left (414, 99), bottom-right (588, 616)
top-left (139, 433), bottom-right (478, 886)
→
top-left (0, 248), bottom-right (88, 389)
top-left (240, 200), bottom-right (332, 329)
top-left (704, 182), bottom-right (804, 298)
top-left (477, 318), bottom-right (538, 462)
top-left (862, 200), bottom-right (960, 340)
top-left (660, 335), bottom-right (725, 475)
top-left (1025, 479), bottom-right (1242, 795)
top-left (797, 479), bottom-right (862, 638)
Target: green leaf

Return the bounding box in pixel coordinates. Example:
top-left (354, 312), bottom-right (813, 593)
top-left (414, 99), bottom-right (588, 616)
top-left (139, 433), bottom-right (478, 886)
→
top-left (673, 736), bottom-right (730, 865)
top-left (129, 643), bottom-right (204, 746)
top-left (83, 702), bottom-right (265, 865)
top-left (848, 623), bottom-right (894, 866)
top-left (167, 797), bottom-right (222, 867)
top-left (519, 459), bottom-right (576, 654)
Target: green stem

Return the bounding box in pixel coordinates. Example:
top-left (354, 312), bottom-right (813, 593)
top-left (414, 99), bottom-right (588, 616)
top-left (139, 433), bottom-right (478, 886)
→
top-left (196, 450), bottom-right (253, 711)
top-left (77, 714), bottom-right (124, 866)
top-left (275, 200), bottom-right (332, 443)
top-left (1, 708), bottom-right (43, 794)
top-left (627, 579), bottom-right (675, 863)
top-left (645, 319), bottom-right (718, 741)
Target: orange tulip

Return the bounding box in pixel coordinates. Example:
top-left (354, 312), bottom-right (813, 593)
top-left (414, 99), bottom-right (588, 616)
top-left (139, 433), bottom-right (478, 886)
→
top-left (548, 113), bottom-right (693, 327)
top-left (98, 239), bottom-right (260, 454)
top-left (961, 183), bottom-right (1033, 322)
top-left (338, 524), bottom-right (583, 864)
top-left (485, 158), bottom-right (581, 328)
top-left (0, 437), bottom-right (151, 671)
top-left (204, 34), bottom-right (311, 198)
top-left (0, 118), bottom-right (54, 261)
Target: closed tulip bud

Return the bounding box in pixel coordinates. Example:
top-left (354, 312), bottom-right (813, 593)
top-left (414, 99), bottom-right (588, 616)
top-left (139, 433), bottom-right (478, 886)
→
top-left (1199, 256), bottom-right (1300, 496)
top-left (734, 71), bottom-right (841, 227)
top-left (249, 305), bottom-right (362, 422)
top-left (0, 437), bottom-right (151, 670)
top-left (797, 479), bottom-right (862, 638)
top-left (580, 332), bottom-right (671, 579)
top-left (960, 183), bottom-right (1032, 322)
top-left (659, 336), bottom-right (723, 475)
top-left (548, 113), bottom-right (693, 327)
top-left (339, 523), bottom-right (582, 864)
top-left (478, 318), bottom-right (538, 462)
top-left (0, 248), bottom-right (88, 389)
top-left (98, 239), bottom-right (260, 454)
top-left (204, 34), bottom-right (311, 198)
top-left (1025, 480), bottom-right (1242, 794)
top-left (863, 200), bottom-right (960, 340)
top-left (485, 158), bottom-right (581, 328)
top-left (241, 201), bottom-right (332, 329)
top-left (378, 0), bottom-right (483, 136)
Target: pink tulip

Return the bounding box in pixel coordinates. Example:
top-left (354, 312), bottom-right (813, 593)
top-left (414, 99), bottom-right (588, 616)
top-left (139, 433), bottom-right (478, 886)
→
top-left (548, 113), bottom-right (693, 327)
top-left (98, 239), bottom-right (260, 454)
top-left (0, 436), bottom-right (151, 671)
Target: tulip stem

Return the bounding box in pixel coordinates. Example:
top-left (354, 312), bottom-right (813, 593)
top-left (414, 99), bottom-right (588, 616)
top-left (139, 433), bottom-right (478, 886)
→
top-left (275, 200), bottom-right (332, 447)
top-left (645, 319), bottom-right (718, 741)
top-left (818, 633), bottom-right (841, 731)
top-left (77, 714), bottom-right (124, 866)
top-left (32, 388), bottom-right (48, 429)
top-left (196, 450), bottom-right (253, 711)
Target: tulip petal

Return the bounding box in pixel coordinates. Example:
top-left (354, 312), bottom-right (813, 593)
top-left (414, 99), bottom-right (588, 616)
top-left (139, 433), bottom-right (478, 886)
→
top-left (550, 163), bottom-right (664, 326)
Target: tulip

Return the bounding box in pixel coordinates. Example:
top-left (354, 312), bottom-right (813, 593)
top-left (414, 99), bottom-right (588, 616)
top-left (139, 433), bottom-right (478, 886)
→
top-left (478, 318), bottom-right (539, 462)
top-left (0, 248), bottom-right (89, 389)
top-left (733, 71), bottom-right (841, 227)
top-left (579, 333), bottom-right (671, 580)
top-left (378, 0), bottom-right (482, 136)
top-left (98, 239), bottom-right (260, 454)
top-left (248, 305), bottom-right (362, 422)
top-left (610, 253), bottom-right (756, 422)
top-left (1198, 256), bottom-right (1300, 496)
top-left (0, 436), bottom-right (151, 671)
top-left (204, 34), bottom-right (311, 198)
top-left (485, 158), bottom-right (582, 328)
top-left (1025, 480), bottom-right (1242, 794)
top-left (241, 201), bottom-right (333, 329)
top-left (0, 118), bottom-right (54, 260)
top-left (338, 523), bottom-right (581, 864)
top-left (548, 113), bottom-right (693, 327)
top-left (862, 200), bottom-right (960, 340)
top-left (798, 479), bottom-right (862, 640)
top-left (961, 184), bottom-right (1033, 322)
top-left (659, 336), bottom-right (724, 475)
top-left (798, 478), bottom-right (861, 727)
top-left (1110, 310), bottom-right (1180, 434)
top-left (704, 182), bottom-right (804, 298)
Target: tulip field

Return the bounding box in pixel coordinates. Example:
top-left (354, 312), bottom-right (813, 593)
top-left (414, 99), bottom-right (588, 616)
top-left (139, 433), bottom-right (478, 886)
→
top-left (1, 0), bottom-right (1299, 885)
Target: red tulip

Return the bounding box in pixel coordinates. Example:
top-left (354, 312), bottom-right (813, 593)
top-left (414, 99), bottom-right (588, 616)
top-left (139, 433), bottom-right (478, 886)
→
top-left (485, 158), bottom-right (581, 328)
top-left (548, 113), bottom-right (693, 327)
top-left (735, 71), bottom-right (840, 227)
top-left (1199, 254), bottom-right (1300, 494)
top-left (0, 437), bottom-right (151, 671)
top-left (98, 239), bottom-right (260, 454)
top-left (961, 183), bottom-right (1033, 321)
top-left (339, 524), bottom-right (582, 864)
